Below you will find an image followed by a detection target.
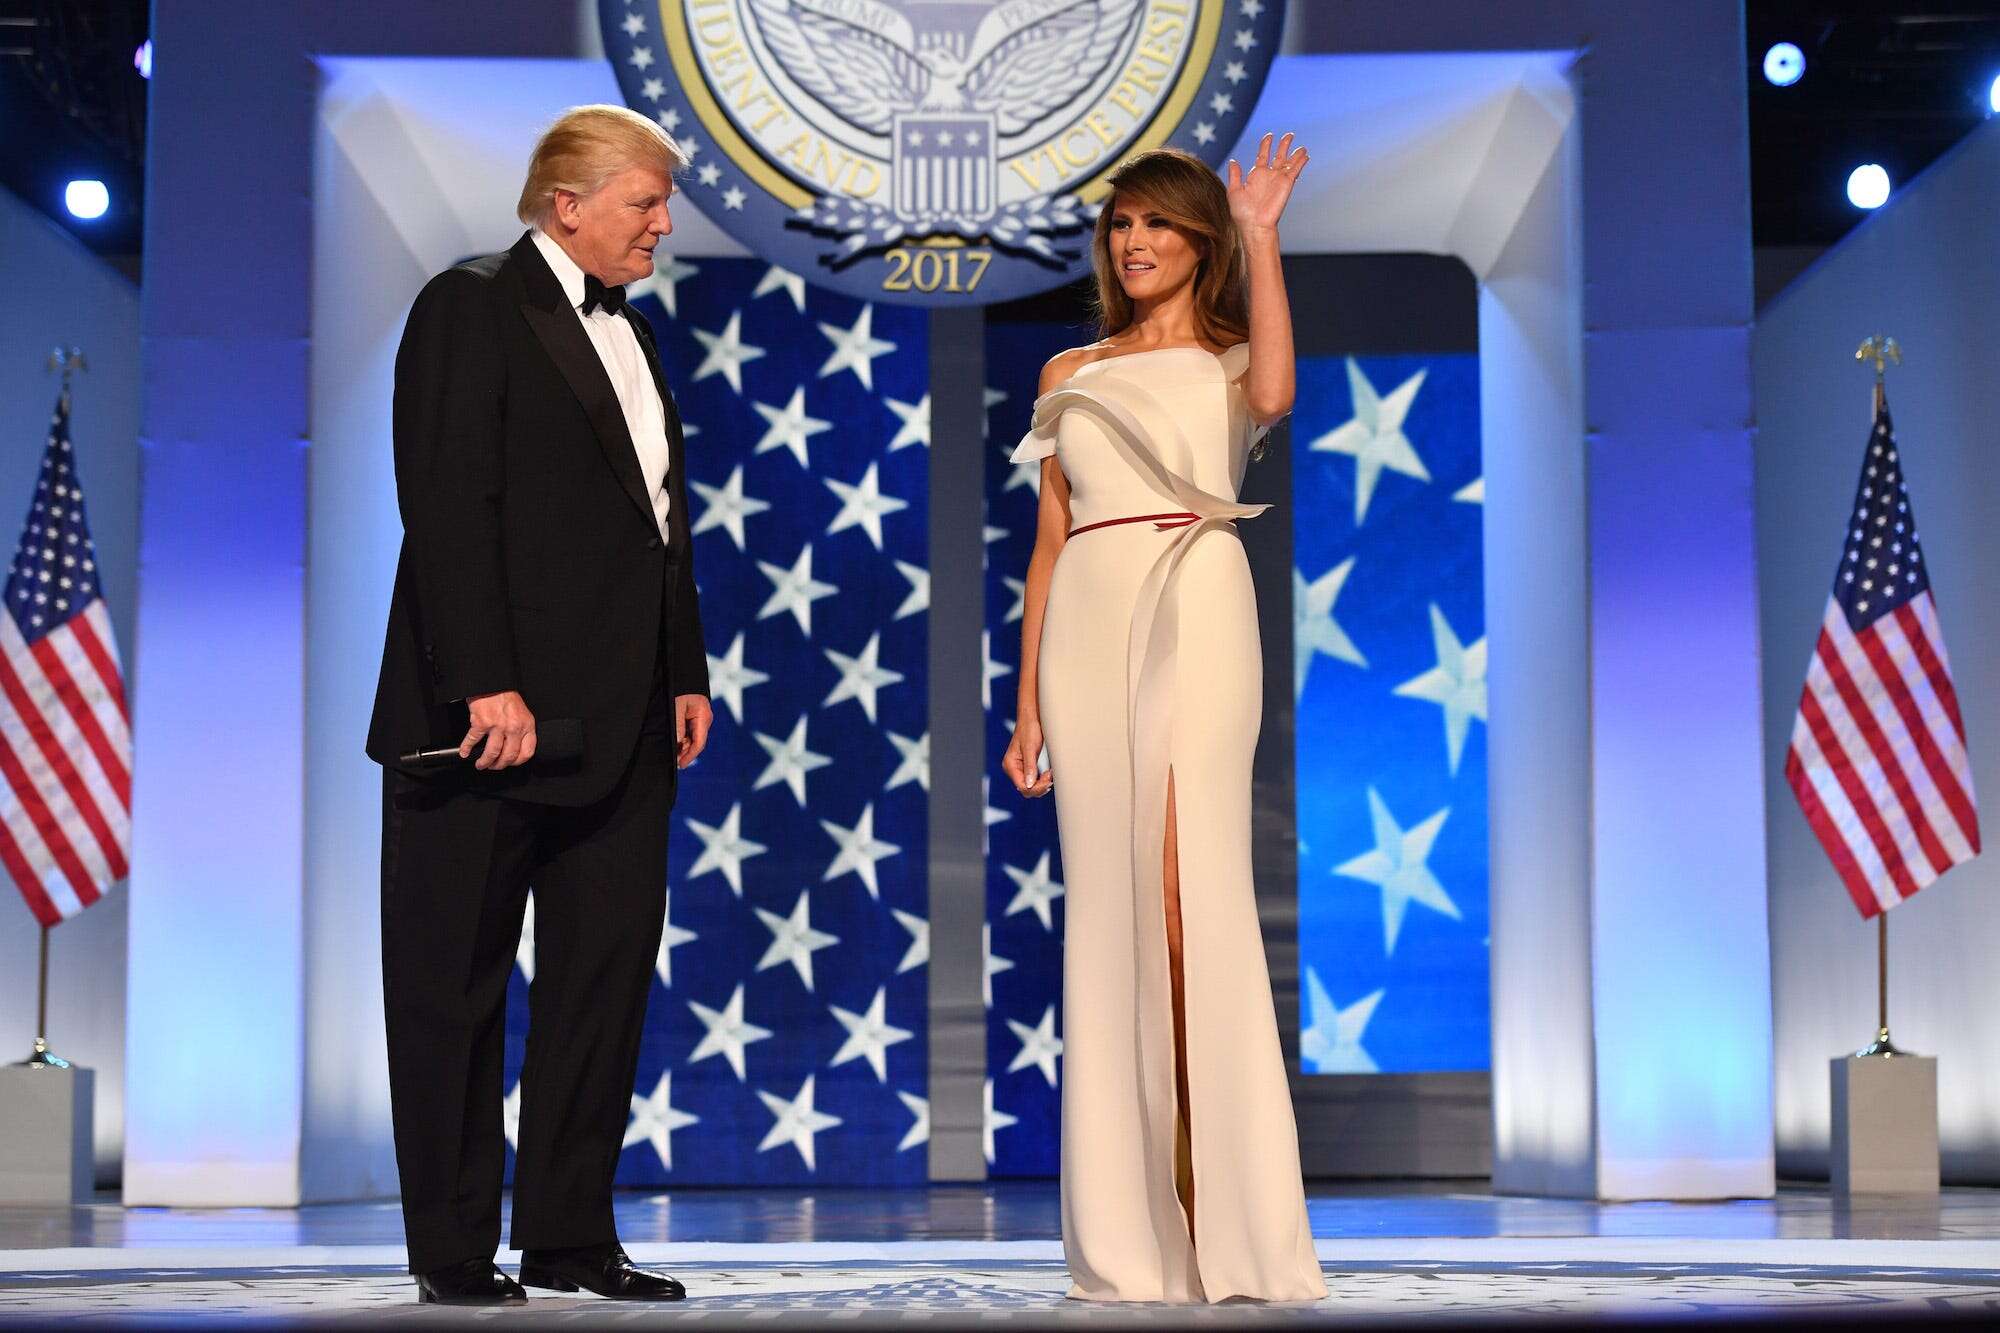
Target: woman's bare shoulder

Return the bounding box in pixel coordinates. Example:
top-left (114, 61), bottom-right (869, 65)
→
top-left (1038, 343), bottom-right (1113, 395)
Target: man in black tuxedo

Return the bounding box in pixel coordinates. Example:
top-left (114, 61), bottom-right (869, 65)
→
top-left (366, 105), bottom-right (713, 1306)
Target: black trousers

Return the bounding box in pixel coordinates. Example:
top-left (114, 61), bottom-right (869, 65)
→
top-left (380, 677), bottom-right (676, 1273)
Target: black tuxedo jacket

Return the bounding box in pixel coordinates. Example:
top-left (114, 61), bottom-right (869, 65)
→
top-left (366, 232), bottom-right (709, 806)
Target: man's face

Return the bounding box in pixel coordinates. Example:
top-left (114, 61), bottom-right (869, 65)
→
top-left (555, 165), bottom-right (675, 286)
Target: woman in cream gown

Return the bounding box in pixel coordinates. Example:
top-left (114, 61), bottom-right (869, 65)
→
top-left (1002, 135), bottom-right (1325, 1304)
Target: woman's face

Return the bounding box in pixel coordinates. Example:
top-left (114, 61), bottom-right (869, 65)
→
top-left (1106, 194), bottom-right (1202, 305)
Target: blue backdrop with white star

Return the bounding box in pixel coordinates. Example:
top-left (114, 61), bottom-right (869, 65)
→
top-left (1293, 353), bottom-right (1489, 1075)
top-left (502, 258), bottom-right (934, 1185)
top-left (982, 319), bottom-right (1082, 1177)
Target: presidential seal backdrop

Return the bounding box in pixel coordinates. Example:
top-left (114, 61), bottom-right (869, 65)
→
top-left (601, 0), bottom-right (1286, 307)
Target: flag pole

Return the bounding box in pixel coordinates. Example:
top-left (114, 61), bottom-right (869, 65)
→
top-left (16, 346), bottom-right (87, 1071)
top-left (1853, 334), bottom-right (1907, 1060)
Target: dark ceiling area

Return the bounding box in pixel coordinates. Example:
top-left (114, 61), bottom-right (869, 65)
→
top-left (0, 0), bottom-right (147, 277)
top-left (1748, 0), bottom-right (2000, 247)
top-left (2, 3), bottom-right (1998, 284)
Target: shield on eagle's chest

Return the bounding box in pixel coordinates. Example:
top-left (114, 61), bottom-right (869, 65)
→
top-left (891, 113), bottom-right (996, 221)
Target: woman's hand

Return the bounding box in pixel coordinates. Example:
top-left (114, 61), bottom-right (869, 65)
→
top-left (1227, 131), bottom-right (1309, 237)
top-left (1002, 717), bottom-right (1054, 798)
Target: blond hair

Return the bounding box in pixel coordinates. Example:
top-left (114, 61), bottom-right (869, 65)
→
top-left (516, 104), bottom-right (686, 229)
top-left (1090, 148), bottom-right (1248, 349)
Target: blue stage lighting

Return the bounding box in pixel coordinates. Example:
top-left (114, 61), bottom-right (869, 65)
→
top-left (1988, 72), bottom-right (2000, 115)
top-left (1846, 164), bottom-right (1890, 210)
top-left (134, 39), bottom-right (152, 80)
top-left (1762, 42), bottom-right (1804, 87)
top-left (64, 180), bottom-right (110, 221)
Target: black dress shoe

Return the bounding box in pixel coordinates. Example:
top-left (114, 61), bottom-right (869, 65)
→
top-left (413, 1257), bottom-right (527, 1305)
top-left (518, 1242), bottom-right (685, 1300)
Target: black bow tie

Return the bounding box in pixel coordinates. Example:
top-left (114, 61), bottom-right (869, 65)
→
top-left (581, 273), bottom-right (626, 318)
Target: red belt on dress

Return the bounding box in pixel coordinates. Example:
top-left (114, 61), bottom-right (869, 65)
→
top-left (1066, 511), bottom-right (1201, 538)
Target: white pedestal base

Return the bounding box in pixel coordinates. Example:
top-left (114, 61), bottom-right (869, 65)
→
top-left (0, 1064), bottom-right (94, 1203)
top-left (1829, 1055), bottom-right (1938, 1196)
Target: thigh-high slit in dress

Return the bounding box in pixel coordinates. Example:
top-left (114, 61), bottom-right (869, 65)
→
top-left (1010, 343), bottom-right (1326, 1304)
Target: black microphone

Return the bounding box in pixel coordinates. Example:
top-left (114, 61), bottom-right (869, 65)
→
top-left (400, 717), bottom-right (584, 769)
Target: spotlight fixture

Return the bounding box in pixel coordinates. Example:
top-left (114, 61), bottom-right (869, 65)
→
top-left (63, 180), bottom-right (110, 221)
top-left (134, 39), bottom-right (152, 80)
top-left (1988, 71), bottom-right (2000, 116)
top-left (1762, 42), bottom-right (1805, 88)
top-left (1845, 164), bottom-right (1891, 211)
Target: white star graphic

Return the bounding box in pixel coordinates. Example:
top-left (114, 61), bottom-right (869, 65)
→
top-left (821, 803), bottom-right (900, 899)
top-left (688, 984), bottom-right (773, 1081)
top-left (981, 630), bottom-right (1012, 710)
top-left (886, 395), bottom-right (930, 451)
top-left (641, 77), bottom-right (665, 102)
top-left (1240, 0), bottom-right (1266, 14)
top-left (1454, 477), bottom-right (1484, 505)
top-left (1003, 576), bottom-right (1028, 624)
top-left (1233, 26), bottom-right (1256, 50)
top-left (755, 889), bottom-right (841, 990)
top-left (828, 986), bottom-right (914, 1082)
top-left (706, 631), bottom-right (770, 724)
top-left (1224, 59), bottom-right (1247, 83)
top-left (897, 1091), bottom-right (930, 1152)
top-left (691, 310), bottom-right (766, 394)
top-left (1003, 851), bottom-right (1064, 931)
top-left (886, 730), bottom-right (929, 791)
top-left (628, 45), bottom-right (655, 70)
top-left (515, 892), bottom-right (536, 981)
top-left (752, 263), bottom-right (806, 312)
top-left (691, 463), bottom-right (771, 550)
top-left (824, 461), bottom-right (909, 549)
top-left (817, 305), bottom-right (897, 389)
top-left (1301, 968), bottom-right (1382, 1073)
top-left (753, 714), bottom-right (833, 806)
top-left (503, 1080), bottom-right (522, 1148)
top-left (893, 560), bottom-right (929, 619)
top-left (658, 108), bottom-right (682, 131)
top-left (621, 12), bottom-right (646, 36)
top-left (1310, 359), bottom-right (1430, 523)
top-left (982, 775), bottom-right (1010, 856)
top-left (1294, 558), bottom-right (1367, 699)
top-left (823, 632), bottom-right (905, 722)
top-left (757, 545), bottom-right (839, 634)
top-left (722, 185), bottom-right (747, 211)
top-left (1209, 91), bottom-right (1235, 115)
top-left (685, 802), bottom-right (766, 897)
top-left (655, 890), bottom-right (697, 987)
top-left (1393, 604), bottom-right (1487, 773)
top-left (892, 908), bottom-right (929, 973)
top-left (756, 1074), bottom-right (842, 1170)
top-left (983, 1079), bottom-right (1018, 1165)
top-left (624, 1070), bottom-right (698, 1168)
top-left (1002, 440), bottom-right (1042, 495)
top-left (983, 923), bottom-right (1014, 1007)
top-left (1006, 1003), bottom-right (1063, 1087)
top-left (1335, 788), bottom-right (1459, 955)
top-left (697, 162), bottom-right (722, 187)
top-left (626, 253), bottom-right (699, 318)
top-left (753, 386), bottom-right (834, 468)
top-left (1193, 121), bottom-right (1216, 145)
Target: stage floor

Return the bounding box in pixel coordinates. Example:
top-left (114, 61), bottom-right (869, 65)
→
top-left (5, 1182), bottom-right (2000, 1324)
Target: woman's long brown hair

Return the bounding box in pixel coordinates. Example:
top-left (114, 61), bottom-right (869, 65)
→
top-left (1089, 148), bottom-right (1249, 349)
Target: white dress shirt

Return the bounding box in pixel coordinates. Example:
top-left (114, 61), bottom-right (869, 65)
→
top-left (532, 229), bottom-right (672, 537)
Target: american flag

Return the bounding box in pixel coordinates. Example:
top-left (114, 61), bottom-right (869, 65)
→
top-left (0, 391), bottom-right (129, 927)
top-left (1785, 397), bottom-right (1979, 918)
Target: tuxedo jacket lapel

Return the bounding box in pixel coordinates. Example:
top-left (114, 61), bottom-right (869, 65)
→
top-left (509, 234), bottom-right (657, 533)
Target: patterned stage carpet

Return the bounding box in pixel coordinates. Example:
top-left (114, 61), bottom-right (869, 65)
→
top-left (8, 1240), bottom-right (2000, 1325)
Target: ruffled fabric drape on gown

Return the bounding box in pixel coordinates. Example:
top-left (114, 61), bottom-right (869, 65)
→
top-left (1011, 344), bottom-right (1325, 1304)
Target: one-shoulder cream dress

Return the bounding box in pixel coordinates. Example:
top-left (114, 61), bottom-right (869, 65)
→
top-left (1010, 344), bottom-right (1326, 1304)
